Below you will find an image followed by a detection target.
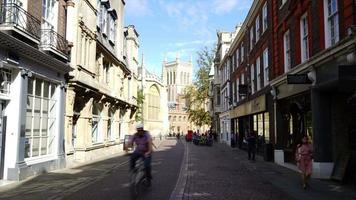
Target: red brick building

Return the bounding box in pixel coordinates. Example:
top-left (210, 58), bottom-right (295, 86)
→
top-left (270, 0), bottom-right (356, 180)
top-left (215, 0), bottom-right (356, 180)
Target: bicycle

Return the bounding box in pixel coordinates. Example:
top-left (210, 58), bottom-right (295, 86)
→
top-left (130, 159), bottom-right (150, 199)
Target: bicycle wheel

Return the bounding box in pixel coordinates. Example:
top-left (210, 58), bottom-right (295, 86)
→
top-left (130, 172), bottom-right (139, 200)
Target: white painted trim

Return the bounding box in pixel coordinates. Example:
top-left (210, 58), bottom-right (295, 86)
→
top-left (24, 154), bottom-right (57, 166)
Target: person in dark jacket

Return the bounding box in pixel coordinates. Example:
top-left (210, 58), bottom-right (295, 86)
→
top-left (247, 131), bottom-right (257, 161)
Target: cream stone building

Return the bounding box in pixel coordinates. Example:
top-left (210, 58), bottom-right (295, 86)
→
top-left (162, 55), bottom-right (193, 135)
top-left (64, 0), bottom-right (137, 164)
top-left (139, 67), bottom-right (169, 137)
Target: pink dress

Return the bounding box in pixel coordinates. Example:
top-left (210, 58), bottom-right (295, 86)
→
top-left (296, 144), bottom-right (313, 175)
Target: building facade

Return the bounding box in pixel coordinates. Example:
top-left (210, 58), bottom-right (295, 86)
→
top-left (212, 0), bottom-right (356, 180)
top-left (215, 28), bottom-right (240, 145)
top-left (271, 0), bottom-right (356, 179)
top-left (64, 0), bottom-right (137, 165)
top-left (139, 66), bottom-right (169, 137)
top-left (162, 56), bottom-right (193, 135)
top-left (0, 0), bottom-right (72, 180)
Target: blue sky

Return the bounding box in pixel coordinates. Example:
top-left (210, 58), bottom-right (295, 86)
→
top-left (125, 0), bottom-right (253, 77)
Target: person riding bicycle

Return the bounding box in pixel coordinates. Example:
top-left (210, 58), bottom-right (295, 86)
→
top-left (129, 123), bottom-right (153, 186)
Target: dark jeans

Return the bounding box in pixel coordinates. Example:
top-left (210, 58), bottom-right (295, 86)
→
top-left (130, 151), bottom-right (152, 180)
top-left (248, 146), bottom-right (256, 160)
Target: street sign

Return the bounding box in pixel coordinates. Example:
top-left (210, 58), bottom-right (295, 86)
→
top-left (287, 74), bottom-right (312, 84)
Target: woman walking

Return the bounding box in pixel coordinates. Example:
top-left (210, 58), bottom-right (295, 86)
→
top-left (295, 136), bottom-right (313, 189)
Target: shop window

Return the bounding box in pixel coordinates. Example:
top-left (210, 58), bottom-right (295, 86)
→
top-left (92, 102), bottom-right (102, 143)
top-left (264, 113), bottom-right (270, 142)
top-left (25, 78), bottom-right (57, 158)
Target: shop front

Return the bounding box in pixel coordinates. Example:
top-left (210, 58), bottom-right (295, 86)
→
top-left (230, 94), bottom-right (274, 159)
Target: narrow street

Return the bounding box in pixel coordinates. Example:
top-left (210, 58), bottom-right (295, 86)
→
top-left (0, 139), bottom-right (355, 200)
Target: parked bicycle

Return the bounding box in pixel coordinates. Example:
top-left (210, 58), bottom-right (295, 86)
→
top-left (130, 159), bottom-right (150, 199)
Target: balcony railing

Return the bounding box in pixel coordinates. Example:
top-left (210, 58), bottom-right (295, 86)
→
top-left (0, 3), bottom-right (41, 39)
top-left (40, 29), bottom-right (69, 56)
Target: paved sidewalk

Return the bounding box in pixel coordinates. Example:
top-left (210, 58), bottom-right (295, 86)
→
top-left (222, 143), bottom-right (356, 200)
top-left (0, 139), bottom-right (164, 200)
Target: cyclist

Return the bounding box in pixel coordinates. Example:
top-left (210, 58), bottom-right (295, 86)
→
top-left (129, 123), bottom-right (153, 186)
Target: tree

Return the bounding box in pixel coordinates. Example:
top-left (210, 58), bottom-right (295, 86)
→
top-left (184, 46), bottom-right (215, 128)
top-left (135, 89), bottom-right (145, 122)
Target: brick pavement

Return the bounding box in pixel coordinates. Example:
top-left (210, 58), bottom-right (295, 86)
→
top-left (180, 142), bottom-right (293, 200)
top-left (180, 141), bottom-right (356, 200)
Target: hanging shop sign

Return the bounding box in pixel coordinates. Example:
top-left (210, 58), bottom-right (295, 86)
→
top-left (287, 74), bottom-right (312, 84)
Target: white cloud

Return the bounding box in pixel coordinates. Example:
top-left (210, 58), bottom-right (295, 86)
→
top-left (213, 0), bottom-right (252, 14)
top-left (213, 0), bottom-right (238, 14)
top-left (125, 0), bottom-right (151, 17)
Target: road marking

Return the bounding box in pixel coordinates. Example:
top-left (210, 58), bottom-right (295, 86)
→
top-left (169, 141), bottom-right (189, 200)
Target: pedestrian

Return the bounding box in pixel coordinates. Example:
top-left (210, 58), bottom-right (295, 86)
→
top-left (295, 136), bottom-right (313, 189)
top-left (247, 131), bottom-right (257, 161)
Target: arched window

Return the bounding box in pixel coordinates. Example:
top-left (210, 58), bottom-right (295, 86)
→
top-left (148, 85), bottom-right (160, 120)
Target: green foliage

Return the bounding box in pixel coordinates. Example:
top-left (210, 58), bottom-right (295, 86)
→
top-left (184, 46), bottom-right (215, 127)
top-left (135, 89), bottom-right (145, 122)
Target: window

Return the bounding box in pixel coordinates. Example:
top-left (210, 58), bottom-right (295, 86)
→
top-left (42, 0), bottom-right (56, 29)
top-left (101, 5), bottom-right (107, 35)
top-left (108, 15), bottom-right (116, 42)
top-left (250, 27), bottom-right (254, 51)
top-left (284, 30), bottom-right (291, 72)
top-left (216, 86), bottom-right (221, 106)
top-left (0, 68), bottom-right (11, 95)
top-left (241, 74), bottom-right (245, 99)
top-left (262, 2), bottom-right (268, 32)
top-left (324, 0), bottom-right (339, 47)
top-left (256, 16), bottom-right (260, 42)
top-left (148, 86), bottom-right (160, 120)
top-left (300, 13), bottom-right (309, 62)
top-left (232, 55), bottom-right (235, 71)
top-left (107, 109), bottom-right (115, 141)
top-left (251, 64), bottom-right (255, 94)
top-left (263, 48), bottom-right (269, 86)
top-left (232, 82), bottom-right (235, 103)
top-left (96, 0), bottom-right (101, 28)
top-left (256, 57), bottom-right (261, 90)
top-left (236, 48), bottom-right (240, 67)
top-left (236, 78), bottom-right (240, 101)
top-left (104, 61), bottom-right (110, 84)
top-left (241, 43), bottom-right (244, 62)
top-left (25, 78), bottom-right (57, 158)
top-left (92, 102), bottom-right (102, 143)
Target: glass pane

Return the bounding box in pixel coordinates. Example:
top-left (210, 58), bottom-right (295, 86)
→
top-left (48, 135), bottom-right (54, 154)
top-left (33, 117), bottom-right (41, 136)
top-left (264, 113), bottom-right (270, 142)
top-left (28, 78), bottom-right (34, 95)
top-left (40, 137), bottom-right (47, 155)
top-left (50, 84), bottom-right (56, 99)
top-left (49, 100), bottom-right (56, 117)
top-left (27, 96), bottom-right (33, 112)
top-left (258, 114), bottom-right (264, 136)
top-left (25, 137), bottom-right (31, 158)
top-left (32, 137), bottom-right (40, 157)
top-left (253, 115), bottom-right (257, 131)
top-left (35, 79), bottom-right (42, 97)
top-left (43, 81), bottom-right (49, 98)
top-left (41, 117), bottom-right (48, 136)
top-left (25, 116), bottom-right (32, 136)
top-left (34, 97), bottom-right (41, 117)
top-left (48, 118), bottom-right (56, 137)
